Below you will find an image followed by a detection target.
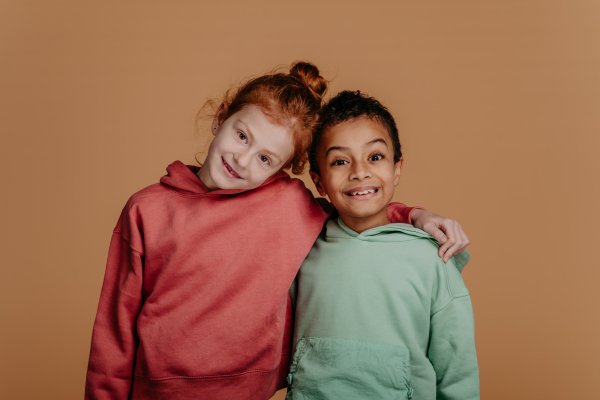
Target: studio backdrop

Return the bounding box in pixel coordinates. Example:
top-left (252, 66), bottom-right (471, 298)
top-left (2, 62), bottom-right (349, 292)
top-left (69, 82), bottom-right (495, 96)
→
top-left (1, 1), bottom-right (598, 399)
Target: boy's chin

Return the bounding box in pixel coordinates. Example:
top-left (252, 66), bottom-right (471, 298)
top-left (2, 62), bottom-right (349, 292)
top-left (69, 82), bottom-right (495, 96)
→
top-left (338, 206), bottom-right (389, 222)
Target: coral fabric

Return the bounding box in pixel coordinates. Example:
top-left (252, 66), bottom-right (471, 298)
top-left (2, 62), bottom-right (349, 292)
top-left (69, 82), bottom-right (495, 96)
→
top-left (85, 161), bottom-right (416, 400)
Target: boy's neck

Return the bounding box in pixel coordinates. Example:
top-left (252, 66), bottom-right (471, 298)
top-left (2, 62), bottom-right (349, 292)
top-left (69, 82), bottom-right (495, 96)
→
top-left (338, 206), bottom-right (391, 234)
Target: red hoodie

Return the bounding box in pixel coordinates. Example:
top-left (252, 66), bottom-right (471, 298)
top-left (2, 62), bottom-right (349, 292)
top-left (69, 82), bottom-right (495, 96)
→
top-left (85, 161), bottom-right (417, 400)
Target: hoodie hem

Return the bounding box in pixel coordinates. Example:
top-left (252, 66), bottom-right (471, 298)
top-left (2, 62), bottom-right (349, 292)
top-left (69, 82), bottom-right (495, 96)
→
top-left (134, 368), bottom-right (277, 381)
top-left (131, 368), bottom-right (279, 400)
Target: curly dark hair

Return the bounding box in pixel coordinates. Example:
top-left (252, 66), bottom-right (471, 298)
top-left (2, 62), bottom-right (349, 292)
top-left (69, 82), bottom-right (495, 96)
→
top-left (309, 90), bottom-right (402, 175)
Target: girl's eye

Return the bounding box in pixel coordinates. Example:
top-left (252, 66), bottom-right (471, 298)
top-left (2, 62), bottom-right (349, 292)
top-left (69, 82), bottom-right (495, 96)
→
top-left (332, 159), bottom-right (348, 166)
top-left (259, 155), bottom-right (271, 164)
top-left (369, 154), bottom-right (384, 161)
top-left (238, 132), bottom-right (247, 143)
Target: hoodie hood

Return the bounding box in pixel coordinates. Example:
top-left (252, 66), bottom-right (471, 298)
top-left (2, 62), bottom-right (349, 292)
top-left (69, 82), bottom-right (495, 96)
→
top-left (326, 217), bottom-right (470, 270)
top-left (159, 160), bottom-right (290, 196)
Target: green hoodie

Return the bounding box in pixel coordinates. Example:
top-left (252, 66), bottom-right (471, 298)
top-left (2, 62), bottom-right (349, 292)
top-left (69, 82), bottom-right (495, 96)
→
top-left (287, 218), bottom-right (479, 400)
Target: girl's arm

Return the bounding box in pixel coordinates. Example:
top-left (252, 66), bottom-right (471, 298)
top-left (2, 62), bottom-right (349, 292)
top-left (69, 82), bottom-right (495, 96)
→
top-left (409, 209), bottom-right (470, 263)
top-left (388, 203), bottom-right (470, 262)
top-left (387, 203), bottom-right (470, 262)
top-left (85, 214), bottom-right (143, 400)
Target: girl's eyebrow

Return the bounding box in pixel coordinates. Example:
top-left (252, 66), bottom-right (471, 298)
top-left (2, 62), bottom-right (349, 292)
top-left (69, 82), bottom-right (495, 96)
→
top-left (238, 119), bottom-right (282, 162)
top-left (324, 138), bottom-right (388, 157)
top-left (238, 119), bottom-right (254, 139)
top-left (325, 145), bottom-right (348, 157)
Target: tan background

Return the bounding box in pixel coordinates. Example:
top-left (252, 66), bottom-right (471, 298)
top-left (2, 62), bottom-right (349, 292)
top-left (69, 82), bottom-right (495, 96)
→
top-left (1, 1), bottom-right (599, 399)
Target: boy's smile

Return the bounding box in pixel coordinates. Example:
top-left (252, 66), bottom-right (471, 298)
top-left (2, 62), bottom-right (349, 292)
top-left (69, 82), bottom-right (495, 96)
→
top-left (345, 185), bottom-right (380, 198)
top-left (311, 117), bottom-right (403, 233)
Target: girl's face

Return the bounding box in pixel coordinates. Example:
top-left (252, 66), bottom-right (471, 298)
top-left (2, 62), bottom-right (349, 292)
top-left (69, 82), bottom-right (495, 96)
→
top-left (199, 104), bottom-right (294, 191)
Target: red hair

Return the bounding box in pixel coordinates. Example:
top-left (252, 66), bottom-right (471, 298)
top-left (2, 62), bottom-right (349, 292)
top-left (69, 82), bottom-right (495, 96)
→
top-left (198, 61), bottom-right (328, 175)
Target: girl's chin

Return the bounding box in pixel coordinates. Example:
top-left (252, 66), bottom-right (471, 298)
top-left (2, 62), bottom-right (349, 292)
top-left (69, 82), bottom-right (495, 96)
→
top-left (214, 175), bottom-right (260, 191)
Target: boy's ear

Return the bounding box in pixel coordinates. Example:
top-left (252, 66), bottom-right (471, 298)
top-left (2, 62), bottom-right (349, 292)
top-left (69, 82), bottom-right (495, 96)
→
top-left (393, 157), bottom-right (404, 187)
top-left (212, 102), bottom-right (229, 134)
top-left (309, 171), bottom-right (328, 197)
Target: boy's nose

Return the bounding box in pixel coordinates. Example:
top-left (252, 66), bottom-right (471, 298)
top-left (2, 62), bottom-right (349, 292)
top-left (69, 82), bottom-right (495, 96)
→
top-left (349, 160), bottom-right (371, 181)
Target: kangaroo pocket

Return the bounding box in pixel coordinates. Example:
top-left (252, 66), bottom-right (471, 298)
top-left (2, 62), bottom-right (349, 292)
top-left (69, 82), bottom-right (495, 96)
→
top-left (285, 337), bottom-right (411, 400)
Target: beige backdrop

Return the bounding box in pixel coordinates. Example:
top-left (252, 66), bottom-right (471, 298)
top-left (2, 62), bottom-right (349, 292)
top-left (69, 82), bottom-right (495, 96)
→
top-left (1, 1), bottom-right (599, 399)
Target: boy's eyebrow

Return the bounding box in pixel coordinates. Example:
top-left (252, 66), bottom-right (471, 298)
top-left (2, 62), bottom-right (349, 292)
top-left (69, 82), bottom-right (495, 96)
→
top-left (238, 119), bottom-right (282, 162)
top-left (324, 138), bottom-right (388, 157)
top-left (365, 138), bottom-right (388, 147)
top-left (324, 146), bottom-right (348, 157)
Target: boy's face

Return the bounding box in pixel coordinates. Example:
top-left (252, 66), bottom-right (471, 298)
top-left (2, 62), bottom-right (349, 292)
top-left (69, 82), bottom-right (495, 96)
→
top-left (311, 117), bottom-right (403, 232)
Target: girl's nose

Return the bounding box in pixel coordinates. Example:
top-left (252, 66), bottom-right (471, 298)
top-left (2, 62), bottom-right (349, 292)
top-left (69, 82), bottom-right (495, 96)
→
top-left (235, 151), bottom-right (252, 169)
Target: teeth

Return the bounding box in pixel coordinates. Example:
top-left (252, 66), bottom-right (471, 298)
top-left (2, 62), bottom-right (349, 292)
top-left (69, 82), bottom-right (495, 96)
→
top-left (348, 189), bottom-right (376, 196)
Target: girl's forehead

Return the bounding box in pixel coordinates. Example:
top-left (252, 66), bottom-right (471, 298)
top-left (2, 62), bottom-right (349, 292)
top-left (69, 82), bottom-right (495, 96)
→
top-left (233, 106), bottom-right (286, 130)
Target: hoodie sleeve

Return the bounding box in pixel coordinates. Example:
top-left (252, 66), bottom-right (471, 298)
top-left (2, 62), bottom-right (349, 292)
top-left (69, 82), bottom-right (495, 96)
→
top-left (387, 202), bottom-right (424, 224)
top-left (85, 209), bottom-right (144, 400)
top-left (274, 294), bottom-right (294, 391)
top-left (427, 261), bottom-right (479, 400)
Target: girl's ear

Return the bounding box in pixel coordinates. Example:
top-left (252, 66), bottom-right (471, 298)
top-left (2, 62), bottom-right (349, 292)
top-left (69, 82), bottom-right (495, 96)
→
top-left (393, 157), bottom-right (404, 187)
top-left (212, 102), bottom-right (229, 134)
top-left (310, 171), bottom-right (327, 197)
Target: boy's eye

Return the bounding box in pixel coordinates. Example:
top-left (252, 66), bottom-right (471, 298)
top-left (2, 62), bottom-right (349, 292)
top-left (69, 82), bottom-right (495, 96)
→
top-left (332, 159), bottom-right (348, 166)
top-left (238, 132), bottom-right (247, 143)
top-left (369, 154), bottom-right (384, 161)
top-left (259, 155), bottom-right (271, 164)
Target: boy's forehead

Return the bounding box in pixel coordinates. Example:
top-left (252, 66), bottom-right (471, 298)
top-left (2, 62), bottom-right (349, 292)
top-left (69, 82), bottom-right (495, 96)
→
top-left (320, 117), bottom-right (390, 151)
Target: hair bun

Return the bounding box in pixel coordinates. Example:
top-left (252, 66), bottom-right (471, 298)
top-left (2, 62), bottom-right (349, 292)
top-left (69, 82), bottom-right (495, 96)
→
top-left (289, 61), bottom-right (328, 103)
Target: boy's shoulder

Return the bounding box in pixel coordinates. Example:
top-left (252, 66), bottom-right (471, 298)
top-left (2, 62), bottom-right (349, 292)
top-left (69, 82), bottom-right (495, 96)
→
top-left (320, 219), bottom-right (470, 306)
top-left (324, 220), bottom-right (445, 250)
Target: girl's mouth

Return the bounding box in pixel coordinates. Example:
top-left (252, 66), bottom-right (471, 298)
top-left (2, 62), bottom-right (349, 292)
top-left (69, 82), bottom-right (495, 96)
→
top-left (222, 157), bottom-right (242, 179)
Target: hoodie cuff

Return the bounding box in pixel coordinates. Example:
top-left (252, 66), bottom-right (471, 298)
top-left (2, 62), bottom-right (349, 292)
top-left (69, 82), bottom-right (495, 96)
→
top-left (387, 203), bottom-right (426, 225)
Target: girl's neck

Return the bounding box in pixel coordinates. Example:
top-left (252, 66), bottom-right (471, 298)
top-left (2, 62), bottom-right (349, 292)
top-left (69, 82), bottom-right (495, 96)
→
top-left (197, 166), bottom-right (218, 191)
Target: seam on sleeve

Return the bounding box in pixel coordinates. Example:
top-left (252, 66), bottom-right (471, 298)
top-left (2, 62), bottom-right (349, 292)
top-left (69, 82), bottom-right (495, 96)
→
top-left (116, 229), bottom-right (144, 256)
top-left (444, 262), bottom-right (452, 297)
top-left (431, 293), bottom-right (471, 317)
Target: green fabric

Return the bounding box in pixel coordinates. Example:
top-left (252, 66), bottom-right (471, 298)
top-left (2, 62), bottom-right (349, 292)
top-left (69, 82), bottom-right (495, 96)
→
top-left (288, 218), bottom-right (479, 400)
top-left (286, 337), bottom-right (411, 400)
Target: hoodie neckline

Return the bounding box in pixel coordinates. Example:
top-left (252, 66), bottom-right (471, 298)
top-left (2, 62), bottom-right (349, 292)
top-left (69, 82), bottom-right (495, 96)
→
top-left (159, 160), bottom-right (289, 197)
top-left (327, 217), bottom-right (471, 270)
top-left (331, 217), bottom-right (432, 240)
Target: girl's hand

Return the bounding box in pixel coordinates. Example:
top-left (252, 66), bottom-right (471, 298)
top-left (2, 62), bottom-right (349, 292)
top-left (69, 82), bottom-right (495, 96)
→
top-left (410, 209), bottom-right (470, 263)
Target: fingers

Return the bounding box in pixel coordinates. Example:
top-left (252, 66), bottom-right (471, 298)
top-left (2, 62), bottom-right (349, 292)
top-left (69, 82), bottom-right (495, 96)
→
top-left (431, 228), bottom-right (448, 246)
top-left (460, 226), bottom-right (470, 251)
top-left (442, 222), bottom-right (464, 262)
top-left (417, 214), bottom-right (471, 263)
top-left (437, 222), bottom-right (457, 260)
top-left (441, 221), bottom-right (471, 262)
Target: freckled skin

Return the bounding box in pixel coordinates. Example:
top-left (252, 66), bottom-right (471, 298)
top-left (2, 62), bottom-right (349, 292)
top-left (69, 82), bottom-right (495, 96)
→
top-left (199, 105), bottom-right (294, 191)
